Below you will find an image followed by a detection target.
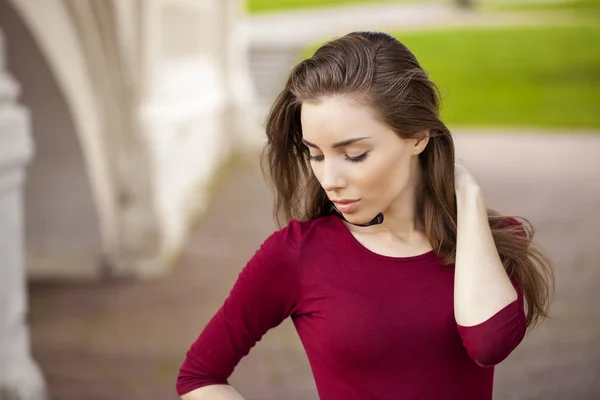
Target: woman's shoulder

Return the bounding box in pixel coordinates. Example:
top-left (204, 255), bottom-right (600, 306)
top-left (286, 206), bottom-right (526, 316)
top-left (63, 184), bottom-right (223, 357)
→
top-left (268, 214), bottom-right (341, 248)
top-left (253, 216), bottom-right (339, 270)
top-left (279, 214), bottom-right (339, 237)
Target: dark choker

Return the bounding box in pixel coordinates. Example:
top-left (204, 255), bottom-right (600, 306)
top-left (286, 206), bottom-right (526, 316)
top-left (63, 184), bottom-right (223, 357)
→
top-left (329, 204), bottom-right (384, 227)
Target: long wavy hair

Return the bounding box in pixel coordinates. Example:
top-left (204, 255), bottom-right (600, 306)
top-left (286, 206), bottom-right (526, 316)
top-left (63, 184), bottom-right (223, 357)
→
top-left (261, 31), bottom-right (553, 329)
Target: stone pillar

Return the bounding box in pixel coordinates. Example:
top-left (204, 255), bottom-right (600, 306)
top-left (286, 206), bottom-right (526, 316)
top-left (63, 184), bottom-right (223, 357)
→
top-left (0, 29), bottom-right (47, 400)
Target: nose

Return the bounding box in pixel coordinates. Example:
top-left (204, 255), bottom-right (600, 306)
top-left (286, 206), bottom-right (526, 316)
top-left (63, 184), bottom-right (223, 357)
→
top-left (321, 160), bottom-right (347, 192)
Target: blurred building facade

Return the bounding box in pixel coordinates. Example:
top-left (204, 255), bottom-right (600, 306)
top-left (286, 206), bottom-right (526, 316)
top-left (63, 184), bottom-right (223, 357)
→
top-left (0, 0), bottom-right (258, 397)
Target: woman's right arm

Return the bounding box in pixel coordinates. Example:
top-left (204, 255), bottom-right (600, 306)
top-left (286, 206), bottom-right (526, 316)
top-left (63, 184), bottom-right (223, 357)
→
top-left (181, 384), bottom-right (245, 400)
top-left (176, 222), bottom-right (302, 397)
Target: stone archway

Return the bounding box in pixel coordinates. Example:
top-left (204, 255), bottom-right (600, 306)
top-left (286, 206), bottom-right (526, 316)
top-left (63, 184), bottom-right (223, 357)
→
top-left (0, 0), bottom-right (104, 279)
top-left (1, 0), bottom-right (264, 280)
top-left (1, 0), bottom-right (162, 278)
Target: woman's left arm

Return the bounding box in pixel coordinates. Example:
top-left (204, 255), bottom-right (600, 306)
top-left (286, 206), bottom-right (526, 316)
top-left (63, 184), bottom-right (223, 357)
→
top-left (453, 164), bottom-right (518, 327)
top-left (453, 164), bottom-right (526, 367)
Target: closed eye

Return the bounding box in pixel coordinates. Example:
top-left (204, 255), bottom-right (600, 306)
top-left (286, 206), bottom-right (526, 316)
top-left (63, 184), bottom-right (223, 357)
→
top-left (347, 153), bottom-right (369, 163)
top-left (309, 153), bottom-right (369, 163)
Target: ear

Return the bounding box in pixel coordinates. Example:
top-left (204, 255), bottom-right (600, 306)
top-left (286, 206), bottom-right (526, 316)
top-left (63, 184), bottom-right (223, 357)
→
top-left (413, 130), bottom-right (430, 155)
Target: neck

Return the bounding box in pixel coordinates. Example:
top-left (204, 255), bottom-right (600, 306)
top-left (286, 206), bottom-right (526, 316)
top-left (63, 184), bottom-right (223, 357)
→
top-left (371, 188), bottom-right (419, 235)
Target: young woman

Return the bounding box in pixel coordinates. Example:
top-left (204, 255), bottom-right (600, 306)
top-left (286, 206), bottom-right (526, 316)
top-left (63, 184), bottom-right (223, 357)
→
top-left (176, 31), bottom-right (553, 400)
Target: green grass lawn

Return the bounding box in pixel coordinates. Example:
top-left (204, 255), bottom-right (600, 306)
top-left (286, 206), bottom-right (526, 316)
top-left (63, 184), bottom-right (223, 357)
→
top-left (399, 25), bottom-right (600, 129)
top-left (304, 24), bottom-right (600, 129)
top-left (246, 0), bottom-right (412, 14)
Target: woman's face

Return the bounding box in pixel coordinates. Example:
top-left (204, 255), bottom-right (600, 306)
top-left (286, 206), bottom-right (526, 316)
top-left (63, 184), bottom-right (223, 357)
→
top-left (301, 96), bottom-right (427, 225)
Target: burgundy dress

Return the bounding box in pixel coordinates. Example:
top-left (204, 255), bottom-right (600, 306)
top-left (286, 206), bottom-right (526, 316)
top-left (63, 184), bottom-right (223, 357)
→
top-left (177, 215), bottom-right (526, 399)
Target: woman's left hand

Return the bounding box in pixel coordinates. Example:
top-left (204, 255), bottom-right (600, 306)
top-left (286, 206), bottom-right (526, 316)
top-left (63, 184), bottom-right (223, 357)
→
top-left (454, 162), bottom-right (481, 194)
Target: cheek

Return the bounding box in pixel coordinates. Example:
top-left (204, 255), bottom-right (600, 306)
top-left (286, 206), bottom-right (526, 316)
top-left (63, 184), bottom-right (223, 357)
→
top-left (362, 150), bottom-right (411, 195)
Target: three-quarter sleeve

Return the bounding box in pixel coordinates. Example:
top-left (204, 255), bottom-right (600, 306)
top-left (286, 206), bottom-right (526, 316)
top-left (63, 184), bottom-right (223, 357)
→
top-left (456, 276), bottom-right (527, 368)
top-left (176, 222), bottom-right (302, 396)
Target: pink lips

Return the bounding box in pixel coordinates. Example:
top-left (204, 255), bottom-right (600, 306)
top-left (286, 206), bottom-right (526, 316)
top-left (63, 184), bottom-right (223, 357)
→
top-left (332, 199), bottom-right (360, 214)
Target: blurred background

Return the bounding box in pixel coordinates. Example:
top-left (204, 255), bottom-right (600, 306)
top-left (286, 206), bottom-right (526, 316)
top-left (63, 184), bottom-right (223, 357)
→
top-left (0, 0), bottom-right (598, 399)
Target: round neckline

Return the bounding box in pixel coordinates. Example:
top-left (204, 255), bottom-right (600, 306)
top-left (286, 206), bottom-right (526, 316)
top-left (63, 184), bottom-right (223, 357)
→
top-left (330, 214), bottom-right (437, 263)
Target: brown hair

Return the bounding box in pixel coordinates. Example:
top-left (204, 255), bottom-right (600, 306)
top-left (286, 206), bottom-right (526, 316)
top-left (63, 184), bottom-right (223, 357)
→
top-left (261, 31), bottom-right (553, 329)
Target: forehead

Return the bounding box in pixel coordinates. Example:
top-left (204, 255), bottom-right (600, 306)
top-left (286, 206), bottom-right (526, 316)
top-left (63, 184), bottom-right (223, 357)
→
top-left (300, 96), bottom-right (388, 142)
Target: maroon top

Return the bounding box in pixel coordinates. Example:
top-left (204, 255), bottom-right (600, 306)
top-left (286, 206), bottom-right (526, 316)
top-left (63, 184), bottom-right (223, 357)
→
top-left (177, 215), bottom-right (526, 399)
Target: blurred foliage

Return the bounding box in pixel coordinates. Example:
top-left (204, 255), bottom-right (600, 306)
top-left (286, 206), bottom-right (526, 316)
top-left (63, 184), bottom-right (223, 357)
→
top-left (245, 0), bottom-right (417, 14)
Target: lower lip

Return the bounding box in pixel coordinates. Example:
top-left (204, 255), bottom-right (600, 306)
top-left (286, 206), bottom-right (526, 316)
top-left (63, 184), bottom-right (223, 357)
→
top-left (334, 200), bottom-right (360, 213)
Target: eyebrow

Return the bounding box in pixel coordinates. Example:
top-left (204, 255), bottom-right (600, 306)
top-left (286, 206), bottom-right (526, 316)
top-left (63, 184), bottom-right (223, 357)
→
top-left (301, 137), bottom-right (371, 149)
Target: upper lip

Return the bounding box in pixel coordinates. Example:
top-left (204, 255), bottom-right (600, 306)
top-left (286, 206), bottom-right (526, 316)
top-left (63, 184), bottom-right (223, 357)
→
top-left (332, 199), bottom-right (359, 204)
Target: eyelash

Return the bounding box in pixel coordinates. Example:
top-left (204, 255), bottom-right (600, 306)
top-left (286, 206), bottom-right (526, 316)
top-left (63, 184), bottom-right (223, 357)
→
top-left (309, 153), bottom-right (369, 163)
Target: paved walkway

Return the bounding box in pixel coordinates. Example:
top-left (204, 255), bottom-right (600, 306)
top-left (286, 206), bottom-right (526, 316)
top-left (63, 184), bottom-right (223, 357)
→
top-left (29, 132), bottom-right (600, 399)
